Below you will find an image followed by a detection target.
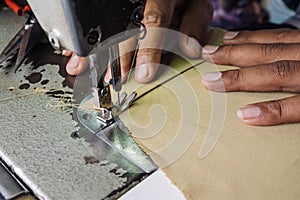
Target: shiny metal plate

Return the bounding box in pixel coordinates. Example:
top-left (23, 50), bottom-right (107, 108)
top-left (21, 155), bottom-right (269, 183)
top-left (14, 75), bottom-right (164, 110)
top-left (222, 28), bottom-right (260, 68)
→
top-left (0, 161), bottom-right (27, 200)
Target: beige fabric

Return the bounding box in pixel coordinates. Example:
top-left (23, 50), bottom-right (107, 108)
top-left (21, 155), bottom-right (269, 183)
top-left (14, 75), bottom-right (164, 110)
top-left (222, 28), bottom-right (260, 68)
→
top-left (121, 62), bottom-right (300, 200)
top-left (118, 30), bottom-right (300, 199)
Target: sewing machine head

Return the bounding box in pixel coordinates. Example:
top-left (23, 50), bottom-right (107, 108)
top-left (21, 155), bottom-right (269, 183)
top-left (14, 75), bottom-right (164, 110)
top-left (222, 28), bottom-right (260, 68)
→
top-left (27, 0), bottom-right (146, 123)
top-left (27, 0), bottom-right (146, 56)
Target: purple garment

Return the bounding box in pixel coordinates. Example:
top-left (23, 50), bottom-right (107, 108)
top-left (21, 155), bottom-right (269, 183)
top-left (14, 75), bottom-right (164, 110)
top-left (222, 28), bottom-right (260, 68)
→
top-left (211, 0), bottom-right (268, 30)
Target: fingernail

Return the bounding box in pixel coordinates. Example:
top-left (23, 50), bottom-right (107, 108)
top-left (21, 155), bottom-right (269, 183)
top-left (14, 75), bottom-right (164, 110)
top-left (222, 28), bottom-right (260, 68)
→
top-left (104, 73), bottom-right (111, 83)
top-left (224, 31), bottom-right (239, 40)
top-left (62, 50), bottom-right (68, 55)
top-left (203, 45), bottom-right (219, 54)
top-left (136, 64), bottom-right (149, 80)
top-left (187, 37), bottom-right (201, 54)
top-left (68, 55), bottom-right (80, 69)
top-left (203, 72), bottom-right (222, 82)
top-left (237, 106), bottom-right (261, 119)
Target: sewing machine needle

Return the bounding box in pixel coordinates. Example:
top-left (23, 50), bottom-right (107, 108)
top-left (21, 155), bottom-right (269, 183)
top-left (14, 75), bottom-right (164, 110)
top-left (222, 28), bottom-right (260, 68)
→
top-left (117, 92), bottom-right (120, 106)
top-left (89, 54), bottom-right (101, 107)
top-left (108, 44), bottom-right (122, 106)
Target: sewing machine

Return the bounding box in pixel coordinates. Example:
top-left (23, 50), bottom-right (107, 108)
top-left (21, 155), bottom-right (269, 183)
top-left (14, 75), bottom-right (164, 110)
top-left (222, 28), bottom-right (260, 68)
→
top-left (2, 2), bottom-right (300, 200)
top-left (27, 0), bottom-right (145, 117)
top-left (0, 1), bottom-right (160, 199)
top-left (26, 0), bottom-right (157, 171)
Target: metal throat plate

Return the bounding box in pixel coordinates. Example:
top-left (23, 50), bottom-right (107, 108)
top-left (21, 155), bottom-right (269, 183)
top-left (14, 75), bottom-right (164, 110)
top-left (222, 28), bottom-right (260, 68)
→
top-left (76, 93), bottom-right (157, 174)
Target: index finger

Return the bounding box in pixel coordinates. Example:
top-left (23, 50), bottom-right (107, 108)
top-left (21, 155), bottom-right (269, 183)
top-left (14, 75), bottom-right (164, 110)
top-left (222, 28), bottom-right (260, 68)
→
top-left (135, 0), bottom-right (178, 83)
top-left (202, 43), bottom-right (300, 67)
top-left (223, 29), bottom-right (300, 45)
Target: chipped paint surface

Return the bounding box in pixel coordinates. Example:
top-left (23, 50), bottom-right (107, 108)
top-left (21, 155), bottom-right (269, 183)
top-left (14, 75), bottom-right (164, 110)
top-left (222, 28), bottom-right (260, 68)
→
top-left (0, 10), bottom-right (131, 200)
top-left (0, 93), bottom-right (127, 200)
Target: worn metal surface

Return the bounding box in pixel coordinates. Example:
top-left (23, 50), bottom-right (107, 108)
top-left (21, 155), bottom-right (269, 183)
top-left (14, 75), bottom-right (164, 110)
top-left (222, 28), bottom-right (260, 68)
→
top-left (0, 9), bottom-right (146, 200)
top-left (0, 161), bottom-right (27, 200)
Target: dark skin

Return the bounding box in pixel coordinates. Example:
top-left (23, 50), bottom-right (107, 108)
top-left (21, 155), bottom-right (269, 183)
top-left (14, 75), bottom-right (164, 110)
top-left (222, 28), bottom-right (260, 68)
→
top-left (63, 0), bottom-right (213, 83)
top-left (201, 29), bottom-right (300, 126)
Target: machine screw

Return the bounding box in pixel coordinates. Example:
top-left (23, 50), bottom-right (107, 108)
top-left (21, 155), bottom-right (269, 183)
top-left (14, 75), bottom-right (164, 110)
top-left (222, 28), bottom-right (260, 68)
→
top-left (71, 131), bottom-right (81, 139)
top-left (48, 30), bottom-right (61, 50)
top-left (87, 30), bottom-right (100, 46)
top-left (134, 11), bottom-right (143, 23)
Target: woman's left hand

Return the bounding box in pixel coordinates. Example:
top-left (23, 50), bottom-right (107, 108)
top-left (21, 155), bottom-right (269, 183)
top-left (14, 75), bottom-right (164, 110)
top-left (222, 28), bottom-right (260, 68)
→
top-left (202, 29), bottom-right (300, 126)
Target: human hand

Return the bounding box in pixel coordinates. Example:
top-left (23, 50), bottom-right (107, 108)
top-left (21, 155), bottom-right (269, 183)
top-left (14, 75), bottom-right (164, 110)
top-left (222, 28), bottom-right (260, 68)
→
top-left (201, 29), bottom-right (300, 126)
top-left (65, 0), bottom-right (213, 83)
